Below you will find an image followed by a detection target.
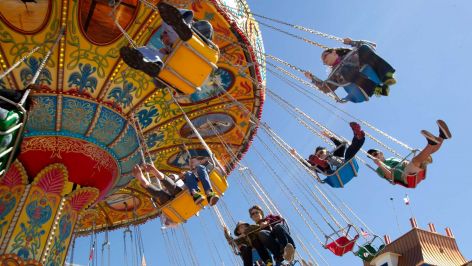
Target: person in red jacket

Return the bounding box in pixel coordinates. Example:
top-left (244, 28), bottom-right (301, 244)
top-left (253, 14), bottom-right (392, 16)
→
top-left (294, 122), bottom-right (365, 175)
top-left (248, 205), bottom-right (296, 263)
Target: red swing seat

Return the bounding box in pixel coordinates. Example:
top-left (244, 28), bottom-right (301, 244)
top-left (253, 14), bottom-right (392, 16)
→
top-left (394, 168), bottom-right (426, 189)
top-left (324, 225), bottom-right (359, 256)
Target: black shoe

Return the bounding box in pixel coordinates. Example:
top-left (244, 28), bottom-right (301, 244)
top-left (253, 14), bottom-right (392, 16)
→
top-left (380, 84), bottom-right (390, 96)
top-left (437, 120), bottom-right (452, 139)
top-left (120, 47), bottom-right (161, 77)
top-left (421, 130), bottom-right (441, 145)
top-left (158, 2), bottom-right (193, 41)
top-left (206, 191), bottom-right (219, 206)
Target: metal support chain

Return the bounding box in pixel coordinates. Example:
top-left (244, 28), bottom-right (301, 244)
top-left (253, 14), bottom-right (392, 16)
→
top-left (219, 2), bottom-right (344, 42)
top-left (251, 141), bottom-right (329, 243)
top-left (0, 46), bottom-right (42, 81)
top-left (267, 66), bottom-right (411, 157)
top-left (266, 61), bottom-right (340, 101)
top-left (256, 20), bottom-right (329, 49)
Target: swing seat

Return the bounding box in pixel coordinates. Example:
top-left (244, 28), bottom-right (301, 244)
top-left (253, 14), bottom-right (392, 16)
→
top-left (356, 243), bottom-right (385, 261)
top-left (158, 32), bottom-right (219, 95)
top-left (342, 65), bottom-right (381, 103)
top-left (325, 235), bottom-right (359, 256)
top-left (0, 107), bottom-right (20, 131)
top-left (322, 158), bottom-right (359, 188)
top-left (160, 168), bottom-right (228, 223)
top-left (394, 168), bottom-right (426, 189)
top-left (355, 235), bottom-right (385, 261)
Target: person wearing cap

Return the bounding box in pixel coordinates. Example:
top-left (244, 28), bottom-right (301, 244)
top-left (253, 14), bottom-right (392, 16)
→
top-left (293, 122), bottom-right (365, 175)
top-left (248, 205), bottom-right (296, 264)
top-left (304, 38), bottom-right (395, 101)
top-left (120, 2), bottom-right (215, 78)
top-left (182, 156), bottom-right (219, 206)
top-left (367, 120), bottom-right (452, 186)
top-left (224, 222), bottom-right (273, 266)
top-left (133, 163), bottom-right (183, 205)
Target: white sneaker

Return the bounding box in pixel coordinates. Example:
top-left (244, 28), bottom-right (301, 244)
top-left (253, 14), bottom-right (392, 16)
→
top-left (283, 243), bottom-right (295, 262)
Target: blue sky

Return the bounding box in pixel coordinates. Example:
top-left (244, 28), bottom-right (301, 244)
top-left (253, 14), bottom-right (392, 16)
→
top-left (71, 0), bottom-right (472, 265)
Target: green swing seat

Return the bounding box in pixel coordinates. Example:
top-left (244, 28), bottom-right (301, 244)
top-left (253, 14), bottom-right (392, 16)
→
top-left (0, 106), bottom-right (22, 172)
top-left (355, 236), bottom-right (385, 262)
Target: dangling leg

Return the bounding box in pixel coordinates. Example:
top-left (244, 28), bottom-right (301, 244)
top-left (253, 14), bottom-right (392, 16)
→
top-left (239, 245), bottom-right (255, 266)
top-left (344, 122), bottom-right (366, 161)
top-left (357, 45), bottom-right (396, 85)
top-left (258, 230), bottom-right (283, 263)
top-left (414, 120), bottom-right (452, 165)
top-left (411, 126), bottom-right (451, 169)
top-left (341, 67), bottom-right (388, 98)
top-left (192, 20), bottom-right (214, 41)
top-left (195, 164), bottom-right (219, 206)
top-left (352, 72), bottom-right (389, 97)
top-left (182, 171), bottom-right (205, 204)
top-left (271, 223), bottom-right (296, 262)
top-left (251, 237), bottom-right (273, 265)
top-left (158, 2), bottom-right (193, 41)
top-left (120, 46), bottom-right (163, 77)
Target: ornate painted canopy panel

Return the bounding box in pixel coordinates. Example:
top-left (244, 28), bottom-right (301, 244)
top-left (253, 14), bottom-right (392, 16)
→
top-left (0, 0), bottom-right (265, 233)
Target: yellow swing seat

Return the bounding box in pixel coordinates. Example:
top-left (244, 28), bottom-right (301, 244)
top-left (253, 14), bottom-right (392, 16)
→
top-left (161, 168), bottom-right (228, 224)
top-left (158, 32), bottom-right (219, 95)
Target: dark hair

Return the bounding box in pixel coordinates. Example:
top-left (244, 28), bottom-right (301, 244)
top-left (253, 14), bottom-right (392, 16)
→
top-left (248, 205), bottom-right (264, 217)
top-left (323, 48), bottom-right (352, 60)
top-left (315, 146), bottom-right (326, 153)
top-left (367, 149), bottom-right (380, 156)
top-left (234, 221), bottom-right (249, 236)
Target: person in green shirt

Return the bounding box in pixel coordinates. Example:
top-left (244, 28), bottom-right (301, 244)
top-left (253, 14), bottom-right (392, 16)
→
top-left (367, 120), bottom-right (451, 186)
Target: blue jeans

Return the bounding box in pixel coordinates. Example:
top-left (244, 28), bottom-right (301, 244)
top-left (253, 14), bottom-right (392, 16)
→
top-left (257, 223), bottom-right (295, 260)
top-left (183, 165), bottom-right (212, 194)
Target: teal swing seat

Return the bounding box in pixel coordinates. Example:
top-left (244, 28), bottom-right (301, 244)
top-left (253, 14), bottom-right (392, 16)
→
top-left (322, 158), bottom-right (359, 188)
top-left (341, 65), bottom-right (381, 103)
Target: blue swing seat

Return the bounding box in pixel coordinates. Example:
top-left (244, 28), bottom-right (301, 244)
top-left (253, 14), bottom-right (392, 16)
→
top-left (342, 65), bottom-right (381, 103)
top-left (322, 158), bottom-right (359, 188)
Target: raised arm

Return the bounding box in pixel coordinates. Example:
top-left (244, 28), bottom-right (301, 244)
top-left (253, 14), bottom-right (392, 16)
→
top-left (143, 163), bottom-right (166, 180)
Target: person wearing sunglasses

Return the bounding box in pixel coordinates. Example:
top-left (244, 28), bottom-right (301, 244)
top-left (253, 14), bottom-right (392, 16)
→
top-left (304, 38), bottom-right (395, 102)
top-left (248, 205), bottom-right (296, 264)
top-left (367, 120), bottom-right (451, 186)
top-left (120, 2), bottom-right (214, 78)
top-left (294, 122), bottom-right (365, 175)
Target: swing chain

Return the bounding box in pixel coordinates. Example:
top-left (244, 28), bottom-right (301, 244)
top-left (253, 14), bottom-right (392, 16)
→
top-left (257, 20), bottom-right (329, 49)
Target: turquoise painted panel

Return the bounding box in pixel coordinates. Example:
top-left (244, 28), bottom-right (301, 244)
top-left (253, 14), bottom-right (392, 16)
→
top-left (26, 95), bottom-right (56, 132)
top-left (118, 152), bottom-right (142, 181)
top-left (61, 97), bottom-right (97, 135)
top-left (90, 107), bottom-right (125, 145)
top-left (112, 124), bottom-right (139, 158)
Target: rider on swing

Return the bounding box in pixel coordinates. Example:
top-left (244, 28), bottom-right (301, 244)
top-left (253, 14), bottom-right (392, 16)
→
top-left (304, 38), bottom-right (395, 101)
top-left (367, 120), bottom-right (451, 186)
top-left (120, 3), bottom-right (214, 78)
